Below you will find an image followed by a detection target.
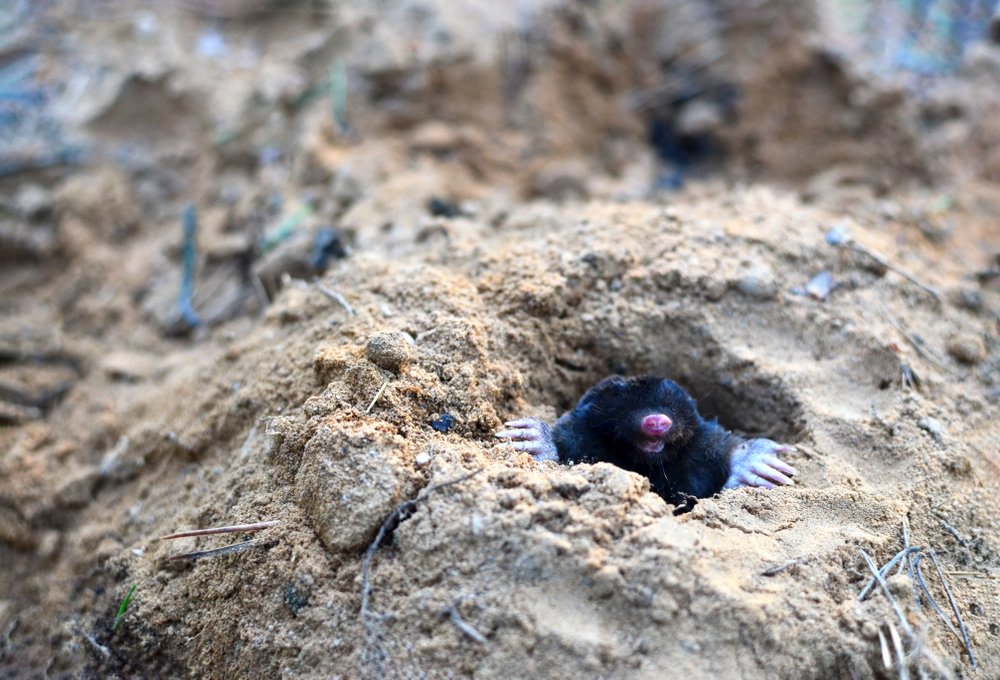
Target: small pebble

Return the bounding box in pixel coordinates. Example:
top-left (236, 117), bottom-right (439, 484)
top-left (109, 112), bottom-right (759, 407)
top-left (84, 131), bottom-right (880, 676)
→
top-left (736, 265), bottom-right (777, 299)
top-left (805, 271), bottom-right (833, 300)
top-left (364, 330), bottom-right (413, 372)
top-left (826, 224), bottom-right (851, 245)
top-left (918, 417), bottom-right (944, 440)
top-left (415, 452), bottom-right (431, 465)
top-left (947, 333), bottom-right (985, 364)
top-left (431, 414), bottom-right (455, 432)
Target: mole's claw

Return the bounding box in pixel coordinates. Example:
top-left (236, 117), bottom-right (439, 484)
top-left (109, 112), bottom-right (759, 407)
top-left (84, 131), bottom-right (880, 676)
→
top-left (761, 454), bottom-right (797, 477)
top-left (495, 417), bottom-right (559, 462)
top-left (752, 462), bottom-right (794, 486)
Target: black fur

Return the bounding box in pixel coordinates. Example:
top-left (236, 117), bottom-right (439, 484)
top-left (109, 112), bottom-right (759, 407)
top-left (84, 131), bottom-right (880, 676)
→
top-left (552, 375), bottom-right (742, 504)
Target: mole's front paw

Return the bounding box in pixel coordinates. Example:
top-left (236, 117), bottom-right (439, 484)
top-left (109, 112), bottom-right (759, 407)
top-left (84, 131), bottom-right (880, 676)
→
top-left (495, 418), bottom-right (559, 462)
top-left (724, 439), bottom-right (798, 490)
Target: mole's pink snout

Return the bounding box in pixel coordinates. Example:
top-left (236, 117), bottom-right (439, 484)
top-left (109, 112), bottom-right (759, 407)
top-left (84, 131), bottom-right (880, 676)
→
top-left (641, 414), bottom-right (672, 437)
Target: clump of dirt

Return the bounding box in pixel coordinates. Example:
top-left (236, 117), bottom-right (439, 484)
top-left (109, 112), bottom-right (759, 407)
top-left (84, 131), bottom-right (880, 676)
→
top-left (3, 2), bottom-right (1000, 679)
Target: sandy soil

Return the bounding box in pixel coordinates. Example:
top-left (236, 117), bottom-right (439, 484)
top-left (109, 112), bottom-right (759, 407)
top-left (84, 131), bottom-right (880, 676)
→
top-left (2, 2), bottom-right (1000, 679)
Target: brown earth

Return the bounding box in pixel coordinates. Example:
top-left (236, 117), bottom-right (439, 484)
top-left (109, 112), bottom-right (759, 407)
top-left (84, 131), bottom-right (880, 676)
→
top-left (2, 2), bottom-right (1000, 679)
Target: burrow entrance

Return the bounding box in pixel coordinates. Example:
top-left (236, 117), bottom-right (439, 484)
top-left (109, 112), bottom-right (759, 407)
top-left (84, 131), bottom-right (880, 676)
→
top-left (537, 312), bottom-right (806, 444)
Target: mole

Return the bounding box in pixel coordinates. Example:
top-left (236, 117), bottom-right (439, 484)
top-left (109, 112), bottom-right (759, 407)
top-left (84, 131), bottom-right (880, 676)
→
top-left (495, 375), bottom-right (796, 505)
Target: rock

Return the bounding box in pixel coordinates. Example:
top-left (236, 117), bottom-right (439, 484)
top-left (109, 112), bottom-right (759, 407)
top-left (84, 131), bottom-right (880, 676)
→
top-left (947, 334), bottom-right (985, 364)
top-left (296, 426), bottom-right (407, 553)
top-left (918, 417), bottom-right (944, 441)
top-left (736, 265), bottom-right (778, 299)
top-left (591, 565), bottom-right (625, 598)
top-left (805, 271), bottom-right (833, 300)
top-left (365, 330), bottom-right (413, 372)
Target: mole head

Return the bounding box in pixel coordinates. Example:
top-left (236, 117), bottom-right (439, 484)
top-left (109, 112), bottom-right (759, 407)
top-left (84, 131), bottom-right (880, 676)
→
top-left (584, 375), bottom-right (699, 461)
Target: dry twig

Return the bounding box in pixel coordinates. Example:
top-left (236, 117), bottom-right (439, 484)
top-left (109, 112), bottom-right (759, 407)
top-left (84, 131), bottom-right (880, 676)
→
top-left (859, 547), bottom-right (920, 600)
top-left (762, 560), bottom-right (798, 576)
top-left (442, 606), bottom-right (488, 644)
top-left (159, 520), bottom-right (278, 540)
top-left (849, 243), bottom-right (941, 301)
top-left (318, 285), bottom-right (354, 315)
top-left (887, 620), bottom-right (909, 680)
top-left (169, 539), bottom-right (269, 561)
top-left (360, 468), bottom-right (484, 620)
top-left (860, 549), bottom-right (914, 638)
top-left (913, 554), bottom-right (963, 645)
top-left (928, 550), bottom-right (976, 669)
top-left (365, 379), bottom-right (390, 414)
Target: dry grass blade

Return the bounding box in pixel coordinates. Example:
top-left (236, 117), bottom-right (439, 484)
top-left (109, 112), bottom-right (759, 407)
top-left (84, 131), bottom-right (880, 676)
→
top-left (859, 547), bottom-right (921, 600)
top-left (360, 468), bottom-right (484, 620)
top-left (898, 518), bottom-right (911, 575)
top-left (442, 607), bottom-right (488, 644)
top-left (887, 620), bottom-right (909, 680)
top-left (942, 571), bottom-right (995, 579)
top-left (159, 520), bottom-right (278, 540)
top-left (365, 379), bottom-right (390, 414)
top-left (762, 560), bottom-right (798, 576)
top-left (888, 320), bottom-right (959, 375)
top-left (851, 244), bottom-right (941, 301)
top-left (928, 550), bottom-right (976, 669)
top-left (860, 549), bottom-right (914, 638)
top-left (878, 627), bottom-right (893, 670)
top-left (318, 285), bottom-right (354, 315)
top-left (913, 554), bottom-right (963, 644)
top-left (168, 539), bottom-right (267, 561)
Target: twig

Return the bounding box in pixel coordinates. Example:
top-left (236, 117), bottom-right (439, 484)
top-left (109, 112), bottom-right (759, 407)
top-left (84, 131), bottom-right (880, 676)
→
top-left (942, 571), bottom-right (995, 579)
top-left (442, 606), bottom-right (487, 643)
top-left (900, 518), bottom-right (921, 613)
top-left (365, 379), bottom-right (390, 414)
top-left (898, 518), bottom-right (911, 575)
top-left (849, 242), bottom-right (941, 301)
top-left (318, 285), bottom-right (354, 315)
top-left (888, 320), bottom-right (960, 376)
top-left (762, 560), bottom-right (798, 576)
top-left (360, 469), bottom-right (484, 620)
top-left (887, 620), bottom-right (909, 680)
top-left (169, 539), bottom-right (268, 561)
top-left (912, 554), bottom-right (963, 646)
top-left (159, 520), bottom-right (278, 541)
top-left (940, 520), bottom-right (978, 548)
top-left (928, 550), bottom-right (976, 669)
top-left (859, 547), bottom-right (921, 600)
top-left (860, 549), bottom-right (914, 638)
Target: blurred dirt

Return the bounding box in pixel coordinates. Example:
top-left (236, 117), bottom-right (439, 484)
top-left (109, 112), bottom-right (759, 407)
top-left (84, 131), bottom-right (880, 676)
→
top-left (2, 2), bottom-right (1000, 679)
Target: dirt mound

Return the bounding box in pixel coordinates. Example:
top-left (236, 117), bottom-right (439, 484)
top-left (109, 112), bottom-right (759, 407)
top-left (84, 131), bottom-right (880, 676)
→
top-left (2, 1), bottom-right (1000, 679)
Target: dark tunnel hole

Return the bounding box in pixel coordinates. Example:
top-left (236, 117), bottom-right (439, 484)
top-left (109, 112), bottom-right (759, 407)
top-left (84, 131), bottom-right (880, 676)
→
top-left (549, 321), bottom-right (805, 445)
